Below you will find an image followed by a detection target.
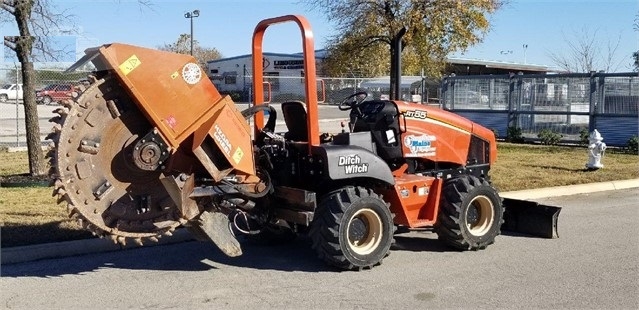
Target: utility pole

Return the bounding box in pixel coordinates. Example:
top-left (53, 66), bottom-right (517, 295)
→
top-left (184, 9), bottom-right (200, 55)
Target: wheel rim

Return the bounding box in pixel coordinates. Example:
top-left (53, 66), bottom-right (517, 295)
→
top-left (466, 195), bottom-right (495, 237)
top-left (346, 208), bottom-right (383, 255)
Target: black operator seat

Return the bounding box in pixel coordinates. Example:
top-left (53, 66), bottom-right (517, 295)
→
top-left (281, 100), bottom-right (308, 142)
top-left (351, 100), bottom-right (402, 161)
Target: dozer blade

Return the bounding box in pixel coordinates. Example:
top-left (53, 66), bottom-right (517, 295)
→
top-left (190, 211), bottom-right (243, 257)
top-left (501, 198), bottom-right (562, 239)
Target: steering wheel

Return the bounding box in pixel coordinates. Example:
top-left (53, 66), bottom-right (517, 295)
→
top-left (338, 91), bottom-right (369, 111)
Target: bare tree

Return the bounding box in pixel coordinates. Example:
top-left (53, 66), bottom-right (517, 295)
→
top-left (157, 34), bottom-right (223, 68)
top-left (1, 0), bottom-right (75, 177)
top-left (548, 28), bottom-right (624, 73)
top-left (633, 13), bottom-right (638, 72)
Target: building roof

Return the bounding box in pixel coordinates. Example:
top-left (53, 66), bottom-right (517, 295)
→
top-left (359, 76), bottom-right (439, 89)
top-left (445, 57), bottom-right (551, 73)
top-left (207, 50), bottom-right (327, 64)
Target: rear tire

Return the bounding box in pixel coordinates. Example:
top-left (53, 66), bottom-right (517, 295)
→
top-left (435, 175), bottom-right (503, 250)
top-left (310, 186), bottom-right (394, 270)
top-left (0, 94), bottom-right (7, 103)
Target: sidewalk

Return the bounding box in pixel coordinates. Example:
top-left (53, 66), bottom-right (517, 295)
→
top-left (2, 179), bottom-right (638, 265)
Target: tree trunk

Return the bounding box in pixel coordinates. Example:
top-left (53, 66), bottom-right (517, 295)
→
top-left (21, 61), bottom-right (45, 176)
top-left (9, 1), bottom-right (46, 176)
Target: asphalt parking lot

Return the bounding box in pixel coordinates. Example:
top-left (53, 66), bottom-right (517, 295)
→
top-left (1, 187), bottom-right (637, 309)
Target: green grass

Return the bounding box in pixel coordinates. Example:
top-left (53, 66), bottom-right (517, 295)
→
top-left (1, 145), bottom-right (637, 248)
top-left (492, 143), bottom-right (638, 192)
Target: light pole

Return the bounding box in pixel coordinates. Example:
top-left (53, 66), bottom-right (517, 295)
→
top-left (184, 9), bottom-right (200, 55)
top-left (523, 44), bottom-right (528, 64)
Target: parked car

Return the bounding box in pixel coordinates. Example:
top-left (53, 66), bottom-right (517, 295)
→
top-left (36, 83), bottom-right (75, 105)
top-left (0, 83), bottom-right (23, 103)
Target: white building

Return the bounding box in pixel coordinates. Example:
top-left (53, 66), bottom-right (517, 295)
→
top-left (206, 51), bottom-right (327, 95)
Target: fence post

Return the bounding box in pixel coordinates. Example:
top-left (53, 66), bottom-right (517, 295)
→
top-left (442, 74), bottom-right (455, 109)
top-left (588, 71), bottom-right (598, 132)
top-left (566, 78), bottom-right (572, 125)
top-left (439, 76), bottom-right (450, 109)
top-left (508, 72), bottom-right (523, 127)
top-left (488, 78), bottom-right (494, 109)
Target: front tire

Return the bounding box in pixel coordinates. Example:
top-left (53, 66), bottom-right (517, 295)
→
top-left (435, 175), bottom-right (503, 250)
top-left (310, 186), bottom-right (394, 270)
top-left (0, 94), bottom-right (7, 103)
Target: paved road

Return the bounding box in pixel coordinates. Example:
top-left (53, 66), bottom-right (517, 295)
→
top-left (1, 188), bottom-right (637, 309)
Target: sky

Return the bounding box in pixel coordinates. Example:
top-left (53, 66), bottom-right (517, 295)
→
top-left (1, 0), bottom-right (637, 72)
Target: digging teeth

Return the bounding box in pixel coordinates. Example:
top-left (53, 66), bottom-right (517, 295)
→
top-left (53, 178), bottom-right (64, 188)
top-left (45, 132), bottom-right (58, 142)
top-left (60, 99), bottom-right (73, 108)
top-left (53, 107), bottom-right (68, 116)
top-left (108, 234), bottom-right (118, 244)
top-left (56, 195), bottom-right (68, 204)
top-left (147, 236), bottom-right (159, 243)
top-left (52, 123), bottom-right (62, 133)
top-left (45, 148), bottom-right (55, 159)
top-left (133, 238), bottom-right (143, 246)
top-left (47, 166), bottom-right (58, 178)
top-left (68, 207), bottom-right (79, 218)
top-left (116, 236), bottom-right (127, 246)
top-left (87, 75), bottom-right (97, 83)
top-left (48, 115), bottom-right (62, 124)
top-left (52, 187), bottom-right (67, 197)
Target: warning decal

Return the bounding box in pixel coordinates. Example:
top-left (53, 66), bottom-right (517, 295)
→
top-left (119, 55), bottom-right (141, 76)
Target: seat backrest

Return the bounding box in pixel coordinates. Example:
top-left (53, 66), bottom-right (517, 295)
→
top-left (281, 101), bottom-right (308, 141)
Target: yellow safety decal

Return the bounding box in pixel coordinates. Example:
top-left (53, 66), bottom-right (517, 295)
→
top-left (232, 147), bottom-right (244, 164)
top-left (118, 55), bottom-right (141, 76)
top-left (170, 71), bottom-right (179, 79)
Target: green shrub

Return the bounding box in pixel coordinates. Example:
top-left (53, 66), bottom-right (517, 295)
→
top-left (579, 128), bottom-right (589, 146)
top-left (491, 128), bottom-right (499, 139)
top-left (506, 126), bottom-right (524, 143)
top-left (538, 129), bottom-right (563, 145)
top-left (220, 91), bottom-right (244, 102)
top-left (627, 135), bottom-right (638, 154)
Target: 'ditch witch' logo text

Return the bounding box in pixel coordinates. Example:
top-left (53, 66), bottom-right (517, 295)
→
top-left (338, 155), bottom-right (368, 174)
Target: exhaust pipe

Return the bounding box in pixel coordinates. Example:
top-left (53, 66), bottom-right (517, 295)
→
top-left (501, 198), bottom-right (561, 239)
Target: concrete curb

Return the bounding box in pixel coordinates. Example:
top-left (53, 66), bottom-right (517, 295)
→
top-left (500, 178), bottom-right (639, 200)
top-left (1, 229), bottom-right (194, 265)
top-left (2, 179), bottom-right (638, 265)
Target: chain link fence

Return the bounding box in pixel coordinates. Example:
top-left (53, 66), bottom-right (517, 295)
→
top-left (6, 66), bottom-right (635, 148)
top-left (0, 68), bottom-right (92, 147)
top-left (212, 75), bottom-right (439, 105)
top-left (441, 72), bottom-right (639, 146)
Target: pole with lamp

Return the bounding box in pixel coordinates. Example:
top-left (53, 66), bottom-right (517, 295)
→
top-left (523, 44), bottom-right (528, 64)
top-left (184, 9), bottom-right (200, 56)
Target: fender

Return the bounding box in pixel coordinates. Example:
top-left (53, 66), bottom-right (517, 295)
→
top-left (312, 145), bottom-right (395, 186)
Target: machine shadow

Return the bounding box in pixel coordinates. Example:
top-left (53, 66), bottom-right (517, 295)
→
top-left (391, 233), bottom-right (453, 253)
top-left (1, 237), bottom-right (333, 278)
